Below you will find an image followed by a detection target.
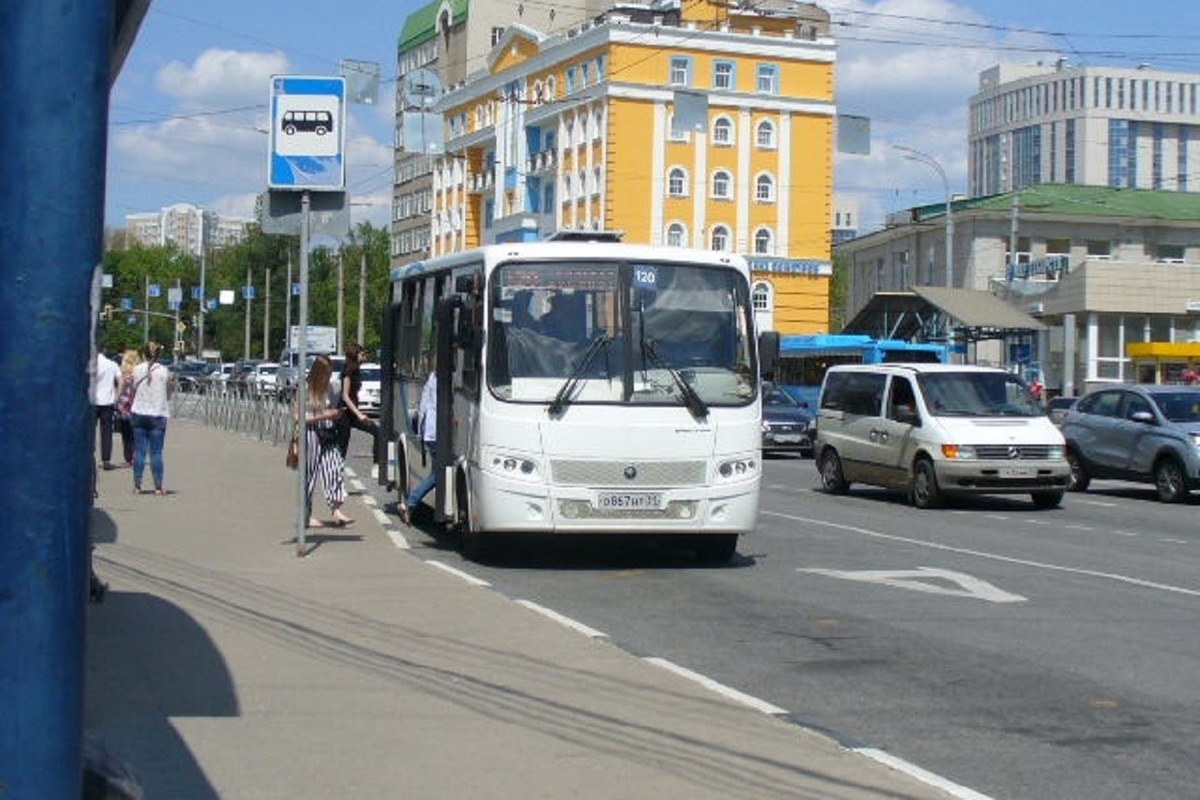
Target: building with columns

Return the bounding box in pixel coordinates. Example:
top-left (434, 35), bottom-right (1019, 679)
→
top-left (427, 0), bottom-right (837, 335)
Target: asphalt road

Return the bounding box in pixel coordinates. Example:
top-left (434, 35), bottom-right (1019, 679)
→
top-left (349, 441), bottom-right (1200, 800)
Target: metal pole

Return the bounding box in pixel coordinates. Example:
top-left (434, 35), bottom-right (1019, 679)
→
top-left (198, 248), bottom-right (207, 356)
top-left (263, 266), bottom-right (271, 359)
top-left (0, 4), bottom-right (111, 795)
top-left (296, 192), bottom-right (311, 556)
top-left (285, 249), bottom-right (293, 350)
top-left (336, 250), bottom-right (345, 353)
top-left (357, 248), bottom-right (366, 347)
top-left (244, 263), bottom-right (252, 359)
top-left (895, 145), bottom-right (952, 289)
top-left (143, 274), bottom-right (150, 343)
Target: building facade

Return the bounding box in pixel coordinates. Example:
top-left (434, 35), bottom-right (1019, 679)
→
top-left (426, 0), bottom-right (836, 335)
top-left (837, 184), bottom-right (1200, 394)
top-left (392, 0), bottom-right (608, 268)
top-left (124, 203), bottom-right (251, 256)
top-left (969, 61), bottom-right (1200, 197)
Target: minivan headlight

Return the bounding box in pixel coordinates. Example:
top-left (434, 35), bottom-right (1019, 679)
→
top-left (941, 444), bottom-right (977, 460)
top-left (1191, 433), bottom-right (1200, 449)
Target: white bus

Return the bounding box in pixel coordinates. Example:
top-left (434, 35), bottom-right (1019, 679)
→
top-left (376, 238), bottom-right (778, 562)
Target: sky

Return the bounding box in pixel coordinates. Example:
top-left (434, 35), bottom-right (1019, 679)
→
top-left (106, 0), bottom-right (1200, 236)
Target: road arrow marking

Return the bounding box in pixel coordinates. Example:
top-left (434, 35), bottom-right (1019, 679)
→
top-left (801, 567), bottom-right (1027, 603)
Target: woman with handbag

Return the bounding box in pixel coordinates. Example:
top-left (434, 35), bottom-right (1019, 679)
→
top-left (114, 348), bottom-right (141, 466)
top-left (298, 354), bottom-right (353, 528)
top-left (129, 342), bottom-right (171, 495)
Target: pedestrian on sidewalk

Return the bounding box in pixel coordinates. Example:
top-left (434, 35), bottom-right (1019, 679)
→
top-left (299, 354), bottom-right (354, 528)
top-left (114, 348), bottom-right (141, 466)
top-left (130, 341), bottom-right (172, 495)
top-left (91, 347), bottom-right (121, 470)
top-left (400, 367), bottom-right (437, 526)
top-left (337, 342), bottom-right (379, 459)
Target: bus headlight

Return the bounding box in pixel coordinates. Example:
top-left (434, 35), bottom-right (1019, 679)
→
top-left (717, 457), bottom-right (758, 481)
top-left (486, 452), bottom-right (541, 481)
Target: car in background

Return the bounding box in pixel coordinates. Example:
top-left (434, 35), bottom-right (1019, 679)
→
top-left (357, 362), bottom-right (382, 416)
top-left (207, 362), bottom-right (236, 391)
top-left (174, 360), bottom-right (215, 392)
top-left (761, 381), bottom-right (814, 455)
top-left (1061, 384), bottom-right (1200, 502)
top-left (1046, 396), bottom-right (1077, 427)
top-left (248, 362), bottom-right (280, 396)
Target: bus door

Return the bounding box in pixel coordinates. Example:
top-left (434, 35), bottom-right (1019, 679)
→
top-left (433, 272), bottom-right (482, 523)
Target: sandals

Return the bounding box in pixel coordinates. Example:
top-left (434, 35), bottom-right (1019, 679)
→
top-left (332, 511), bottom-right (355, 527)
top-left (398, 504), bottom-right (411, 526)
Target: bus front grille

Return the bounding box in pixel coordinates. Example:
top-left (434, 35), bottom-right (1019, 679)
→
top-left (551, 459), bottom-right (707, 487)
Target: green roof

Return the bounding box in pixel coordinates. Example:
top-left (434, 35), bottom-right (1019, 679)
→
top-left (398, 0), bottom-right (470, 53)
top-left (913, 183), bottom-right (1200, 223)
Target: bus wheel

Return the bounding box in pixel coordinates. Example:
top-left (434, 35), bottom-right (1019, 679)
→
top-left (395, 449), bottom-right (410, 518)
top-left (693, 534), bottom-right (737, 564)
top-left (456, 472), bottom-right (487, 561)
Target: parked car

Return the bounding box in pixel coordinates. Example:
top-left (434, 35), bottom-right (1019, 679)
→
top-left (357, 362), bottom-right (382, 416)
top-left (174, 360), bottom-right (215, 392)
top-left (1061, 384), bottom-right (1200, 502)
top-left (248, 362), bottom-right (280, 396)
top-left (1046, 396), bottom-right (1077, 427)
top-left (228, 359), bottom-right (265, 396)
top-left (761, 381), bottom-right (813, 455)
top-left (207, 362), bottom-right (236, 391)
top-left (814, 363), bottom-right (1070, 509)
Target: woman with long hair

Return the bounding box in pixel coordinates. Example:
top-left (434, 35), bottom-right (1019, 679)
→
top-left (129, 341), bottom-right (171, 495)
top-left (114, 348), bottom-right (142, 465)
top-left (299, 354), bottom-right (353, 527)
top-left (337, 342), bottom-right (379, 458)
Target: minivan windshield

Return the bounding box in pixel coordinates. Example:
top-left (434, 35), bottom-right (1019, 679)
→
top-left (917, 372), bottom-right (1043, 417)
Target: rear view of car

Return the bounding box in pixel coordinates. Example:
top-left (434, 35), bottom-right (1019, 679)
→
top-left (1062, 384), bottom-right (1200, 502)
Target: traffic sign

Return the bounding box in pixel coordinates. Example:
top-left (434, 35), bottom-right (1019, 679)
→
top-left (268, 75), bottom-right (346, 190)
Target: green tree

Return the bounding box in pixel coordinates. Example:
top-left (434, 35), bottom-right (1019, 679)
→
top-left (100, 244), bottom-right (198, 356)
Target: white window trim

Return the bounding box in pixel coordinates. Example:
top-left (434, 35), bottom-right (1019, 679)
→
top-left (711, 169), bottom-right (734, 200)
top-left (755, 172), bottom-right (776, 203)
top-left (667, 166), bottom-right (689, 198)
top-left (712, 116), bottom-right (734, 146)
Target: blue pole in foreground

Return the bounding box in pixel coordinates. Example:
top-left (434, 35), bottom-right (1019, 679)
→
top-left (0, 3), bottom-right (113, 796)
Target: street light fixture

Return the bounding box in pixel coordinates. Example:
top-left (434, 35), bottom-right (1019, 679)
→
top-left (895, 144), bottom-right (954, 289)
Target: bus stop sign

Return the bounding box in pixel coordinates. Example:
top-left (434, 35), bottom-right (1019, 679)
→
top-left (268, 75), bottom-right (346, 190)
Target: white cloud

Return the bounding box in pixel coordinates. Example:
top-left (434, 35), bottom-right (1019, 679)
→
top-left (831, 0), bottom-right (1063, 232)
top-left (156, 49), bottom-right (290, 106)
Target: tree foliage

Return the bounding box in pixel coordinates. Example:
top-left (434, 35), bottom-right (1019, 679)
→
top-left (101, 222), bottom-right (392, 362)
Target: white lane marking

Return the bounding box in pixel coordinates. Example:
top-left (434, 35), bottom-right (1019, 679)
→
top-left (768, 483), bottom-right (794, 492)
top-left (1063, 524), bottom-right (1094, 531)
top-left (642, 657), bottom-right (788, 716)
top-left (984, 514), bottom-right (1011, 522)
top-left (1111, 530), bottom-right (1140, 537)
top-left (359, 493), bottom-right (378, 508)
top-left (1159, 538), bottom-right (1189, 545)
top-left (1075, 498), bottom-right (1118, 508)
top-left (802, 567), bottom-right (1026, 604)
top-left (854, 748), bottom-right (995, 800)
top-left (425, 560), bottom-right (490, 587)
top-left (514, 600), bottom-right (608, 639)
top-left (1024, 518), bottom-right (1052, 526)
top-left (385, 528), bottom-right (411, 550)
top-left (762, 510), bottom-right (1200, 599)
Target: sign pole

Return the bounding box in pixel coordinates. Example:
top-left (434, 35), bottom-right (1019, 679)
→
top-left (296, 191), bottom-right (311, 556)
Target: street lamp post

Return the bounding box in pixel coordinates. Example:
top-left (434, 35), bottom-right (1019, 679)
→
top-left (895, 145), bottom-right (953, 289)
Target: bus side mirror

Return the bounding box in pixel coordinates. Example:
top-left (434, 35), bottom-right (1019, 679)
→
top-left (758, 331), bottom-right (779, 379)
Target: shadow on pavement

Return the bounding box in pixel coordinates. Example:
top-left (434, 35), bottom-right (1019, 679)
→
top-left (85, 589), bottom-right (237, 799)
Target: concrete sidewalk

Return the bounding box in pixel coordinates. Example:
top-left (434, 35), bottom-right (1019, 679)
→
top-left (86, 419), bottom-right (955, 799)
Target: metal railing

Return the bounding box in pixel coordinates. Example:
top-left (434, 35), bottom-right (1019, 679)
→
top-left (170, 384), bottom-right (293, 447)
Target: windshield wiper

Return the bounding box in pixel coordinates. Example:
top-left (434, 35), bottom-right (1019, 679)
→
top-left (548, 333), bottom-right (612, 416)
top-left (642, 339), bottom-right (708, 421)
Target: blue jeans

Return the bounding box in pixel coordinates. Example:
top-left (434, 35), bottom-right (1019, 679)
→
top-left (131, 413), bottom-right (168, 490)
top-left (405, 441), bottom-right (436, 510)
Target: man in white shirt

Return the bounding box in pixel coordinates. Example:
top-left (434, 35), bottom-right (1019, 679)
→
top-left (91, 351), bottom-right (121, 470)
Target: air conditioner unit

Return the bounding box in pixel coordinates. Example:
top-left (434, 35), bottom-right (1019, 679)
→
top-left (1027, 302), bottom-right (1044, 314)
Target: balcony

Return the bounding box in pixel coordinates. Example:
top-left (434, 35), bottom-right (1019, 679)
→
top-left (526, 149), bottom-right (557, 174)
top-left (467, 172), bottom-right (494, 194)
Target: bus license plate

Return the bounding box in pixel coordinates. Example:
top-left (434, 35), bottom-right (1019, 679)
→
top-left (596, 492), bottom-right (664, 510)
top-left (998, 466), bottom-right (1035, 478)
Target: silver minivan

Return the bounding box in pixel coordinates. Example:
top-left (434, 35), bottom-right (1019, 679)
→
top-left (814, 363), bottom-right (1071, 508)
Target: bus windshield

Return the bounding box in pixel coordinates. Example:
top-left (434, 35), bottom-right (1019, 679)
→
top-left (488, 260), bottom-right (755, 407)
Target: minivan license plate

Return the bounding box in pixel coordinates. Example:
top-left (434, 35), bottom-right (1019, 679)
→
top-left (999, 466), bottom-right (1035, 478)
top-left (596, 492), bottom-right (664, 510)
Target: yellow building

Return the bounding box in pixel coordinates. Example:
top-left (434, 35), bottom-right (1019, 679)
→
top-left (431, 0), bottom-right (835, 334)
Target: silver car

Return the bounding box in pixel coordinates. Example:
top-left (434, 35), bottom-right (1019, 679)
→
top-left (1061, 384), bottom-right (1200, 502)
